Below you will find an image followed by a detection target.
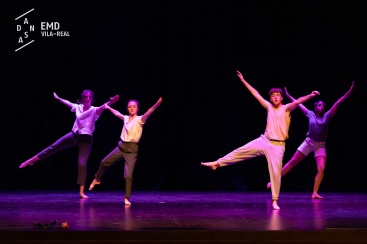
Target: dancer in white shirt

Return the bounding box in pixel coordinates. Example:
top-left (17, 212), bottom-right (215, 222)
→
top-left (89, 97), bottom-right (162, 205)
top-left (19, 90), bottom-right (119, 199)
top-left (201, 71), bottom-right (319, 210)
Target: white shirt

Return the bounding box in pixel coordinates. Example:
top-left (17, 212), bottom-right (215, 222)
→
top-left (71, 104), bottom-right (100, 135)
top-left (120, 115), bottom-right (145, 143)
top-left (264, 104), bottom-right (290, 141)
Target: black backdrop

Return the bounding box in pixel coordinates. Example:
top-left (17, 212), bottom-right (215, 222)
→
top-left (6, 0), bottom-right (366, 193)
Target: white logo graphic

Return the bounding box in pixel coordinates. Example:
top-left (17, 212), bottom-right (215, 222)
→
top-left (15, 8), bottom-right (71, 52)
top-left (15, 8), bottom-right (35, 52)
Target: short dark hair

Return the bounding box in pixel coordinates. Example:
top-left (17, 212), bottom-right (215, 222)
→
top-left (269, 88), bottom-right (283, 97)
top-left (77, 89), bottom-right (95, 104)
top-left (314, 100), bottom-right (325, 109)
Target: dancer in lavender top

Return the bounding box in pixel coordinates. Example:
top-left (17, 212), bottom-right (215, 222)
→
top-left (267, 82), bottom-right (354, 199)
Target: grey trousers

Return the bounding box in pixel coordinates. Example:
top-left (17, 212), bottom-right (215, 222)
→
top-left (37, 131), bottom-right (93, 186)
top-left (95, 141), bottom-right (139, 199)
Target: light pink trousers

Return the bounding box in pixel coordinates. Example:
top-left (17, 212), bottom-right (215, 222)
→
top-left (217, 134), bottom-right (285, 200)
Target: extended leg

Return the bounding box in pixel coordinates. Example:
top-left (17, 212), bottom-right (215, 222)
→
top-left (19, 132), bottom-right (76, 168)
top-left (201, 137), bottom-right (263, 170)
top-left (89, 145), bottom-right (123, 190)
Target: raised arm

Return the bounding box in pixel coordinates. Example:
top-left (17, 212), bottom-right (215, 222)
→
top-left (286, 90), bottom-right (320, 112)
top-left (328, 81), bottom-right (354, 118)
top-left (105, 104), bottom-right (125, 120)
top-left (237, 71), bottom-right (270, 109)
top-left (53, 92), bottom-right (73, 109)
top-left (95, 95), bottom-right (120, 115)
top-left (284, 87), bottom-right (308, 115)
top-left (141, 97), bottom-right (163, 123)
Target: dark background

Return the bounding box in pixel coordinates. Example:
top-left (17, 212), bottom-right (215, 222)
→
top-left (6, 0), bottom-right (366, 194)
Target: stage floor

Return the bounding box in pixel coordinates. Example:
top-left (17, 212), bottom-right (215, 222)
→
top-left (1, 190), bottom-right (366, 243)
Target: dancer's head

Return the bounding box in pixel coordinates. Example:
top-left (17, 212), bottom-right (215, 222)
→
top-left (313, 100), bottom-right (325, 115)
top-left (269, 88), bottom-right (284, 106)
top-left (77, 90), bottom-right (95, 105)
top-left (127, 99), bottom-right (140, 116)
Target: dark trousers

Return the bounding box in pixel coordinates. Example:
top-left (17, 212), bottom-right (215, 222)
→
top-left (37, 131), bottom-right (93, 186)
top-left (95, 141), bottom-right (138, 199)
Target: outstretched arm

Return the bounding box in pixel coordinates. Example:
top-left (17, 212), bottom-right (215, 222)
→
top-left (96, 95), bottom-right (120, 115)
top-left (284, 87), bottom-right (308, 115)
top-left (286, 90), bottom-right (320, 112)
top-left (328, 81), bottom-right (354, 118)
top-left (105, 104), bottom-right (125, 120)
top-left (237, 71), bottom-right (270, 109)
top-left (53, 92), bottom-right (73, 109)
top-left (141, 97), bottom-right (163, 123)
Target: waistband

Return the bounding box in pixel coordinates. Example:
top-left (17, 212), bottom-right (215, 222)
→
top-left (306, 137), bottom-right (326, 144)
top-left (121, 140), bottom-right (138, 144)
top-left (265, 135), bottom-right (287, 142)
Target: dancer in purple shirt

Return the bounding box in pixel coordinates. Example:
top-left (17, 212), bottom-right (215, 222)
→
top-left (267, 82), bottom-right (354, 199)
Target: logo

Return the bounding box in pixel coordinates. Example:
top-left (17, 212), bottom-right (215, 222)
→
top-left (15, 8), bottom-right (71, 52)
top-left (15, 8), bottom-right (35, 52)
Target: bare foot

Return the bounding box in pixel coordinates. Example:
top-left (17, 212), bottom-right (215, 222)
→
top-left (272, 200), bottom-right (280, 210)
top-left (312, 193), bottom-right (324, 199)
top-left (80, 193), bottom-right (89, 199)
top-left (201, 161), bottom-right (219, 170)
top-left (19, 157), bottom-right (38, 169)
top-left (19, 161), bottom-right (32, 169)
top-left (124, 198), bottom-right (131, 205)
top-left (89, 179), bottom-right (100, 190)
top-left (266, 182), bottom-right (271, 189)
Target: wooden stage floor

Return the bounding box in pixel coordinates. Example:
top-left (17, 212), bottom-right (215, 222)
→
top-left (0, 190), bottom-right (366, 243)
